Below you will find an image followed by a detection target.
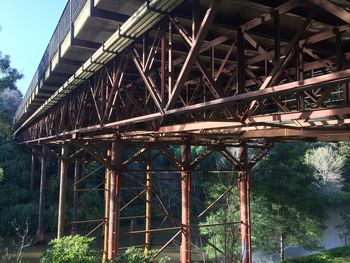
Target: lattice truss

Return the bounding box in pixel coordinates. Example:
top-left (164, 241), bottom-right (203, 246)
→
top-left (18, 0), bottom-right (350, 144)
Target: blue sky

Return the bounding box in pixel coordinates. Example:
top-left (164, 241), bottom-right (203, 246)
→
top-left (0, 0), bottom-right (67, 95)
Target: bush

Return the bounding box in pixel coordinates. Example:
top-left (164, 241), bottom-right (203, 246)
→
top-left (41, 235), bottom-right (98, 263)
top-left (107, 247), bottom-right (170, 263)
top-left (281, 246), bottom-right (350, 263)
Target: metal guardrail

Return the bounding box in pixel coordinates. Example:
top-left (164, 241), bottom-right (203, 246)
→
top-left (16, 0), bottom-right (87, 121)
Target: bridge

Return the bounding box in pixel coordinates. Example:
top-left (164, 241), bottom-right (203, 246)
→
top-left (13, 0), bottom-right (350, 262)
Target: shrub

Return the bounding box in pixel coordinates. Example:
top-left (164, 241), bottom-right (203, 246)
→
top-left (107, 247), bottom-right (170, 263)
top-left (281, 246), bottom-right (350, 263)
top-left (41, 235), bottom-right (98, 263)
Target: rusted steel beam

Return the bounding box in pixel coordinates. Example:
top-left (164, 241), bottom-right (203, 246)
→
top-left (169, 15), bottom-right (240, 120)
top-left (245, 7), bottom-right (316, 117)
top-left (191, 145), bottom-right (222, 168)
top-left (300, 24), bottom-right (350, 46)
top-left (130, 48), bottom-right (164, 114)
top-left (103, 151), bottom-right (111, 263)
top-left (155, 144), bottom-right (183, 169)
top-left (237, 29), bottom-right (245, 97)
top-left (240, 0), bottom-right (303, 32)
top-left (120, 189), bottom-right (146, 212)
top-left (122, 148), bottom-right (147, 167)
top-left (181, 142), bottom-right (191, 263)
top-left (195, 59), bottom-right (241, 120)
top-left (310, 0), bottom-right (350, 25)
top-left (35, 147), bottom-right (47, 244)
top-left (102, 56), bottom-right (128, 124)
top-left (17, 67), bottom-right (350, 145)
top-left (107, 139), bottom-right (122, 259)
top-left (71, 158), bottom-right (81, 236)
top-left (197, 183), bottom-right (237, 220)
top-left (166, 0), bottom-right (223, 110)
top-left (152, 230), bottom-right (182, 260)
top-left (57, 144), bottom-right (68, 239)
top-left (238, 145), bottom-right (251, 263)
top-left (220, 148), bottom-right (242, 170)
top-left (242, 32), bottom-right (273, 63)
top-left (75, 142), bottom-right (114, 170)
top-left (74, 165), bottom-right (104, 186)
top-left (168, 21), bottom-right (173, 99)
top-left (274, 10), bottom-right (280, 62)
top-left (161, 26), bottom-right (166, 107)
top-left (240, 127), bottom-right (350, 139)
top-left (145, 149), bottom-right (152, 252)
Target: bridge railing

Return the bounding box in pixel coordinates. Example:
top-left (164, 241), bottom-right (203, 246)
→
top-left (16, 0), bottom-right (87, 122)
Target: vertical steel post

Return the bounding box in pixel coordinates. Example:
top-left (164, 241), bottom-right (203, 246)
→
top-left (274, 10), bottom-right (280, 62)
top-left (336, 28), bottom-right (349, 105)
top-left (237, 29), bottom-right (245, 95)
top-left (168, 21), bottom-right (173, 98)
top-left (161, 26), bottom-right (166, 107)
top-left (103, 150), bottom-right (111, 263)
top-left (57, 144), bottom-right (68, 238)
top-left (108, 140), bottom-right (122, 259)
top-left (296, 43), bottom-right (305, 111)
top-left (57, 159), bottom-right (60, 178)
top-left (30, 149), bottom-right (36, 191)
top-left (71, 157), bottom-right (81, 236)
top-left (238, 145), bottom-right (251, 263)
top-left (35, 146), bottom-right (47, 244)
top-left (143, 33), bottom-right (149, 68)
top-left (145, 148), bottom-right (152, 252)
top-left (181, 142), bottom-right (191, 263)
top-left (192, 0), bottom-right (200, 40)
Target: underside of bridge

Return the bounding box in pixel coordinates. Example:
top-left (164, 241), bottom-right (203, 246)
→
top-left (13, 0), bottom-right (350, 262)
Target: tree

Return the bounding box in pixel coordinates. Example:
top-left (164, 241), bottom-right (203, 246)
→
top-left (41, 235), bottom-right (98, 263)
top-left (200, 144), bottom-right (326, 261)
top-left (305, 145), bottom-right (345, 192)
top-left (0, 52), bottom-right (23, 139)
top-left (252, 143), bottom-right (326, 261)
top-left (0, 52), bottom-right (23, 91)
top-left (200, 180), bottom-right (241, 262)
top-left (0, 50), bottom-right (40, 239)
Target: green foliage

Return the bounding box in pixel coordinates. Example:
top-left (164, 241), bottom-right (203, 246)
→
top-left (0, 166), bottom-right (3, 182)
top-left (201, 143), bottom-right (327, 261)
top-left (107, 247), bottom-right (170, 263)
top-left (41, 235), bottom-right (98, 263)
top-left (200, 179), bottom-right (241, 261)
top-left (252, 143), bottom-right (326, 258)
top-left (281, 246), bottom-right (350, 263)
top-left (0, 52), bottom-right (23, 91)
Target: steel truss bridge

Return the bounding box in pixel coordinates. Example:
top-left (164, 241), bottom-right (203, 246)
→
top-left (13, 0), bottom-right (350, 262)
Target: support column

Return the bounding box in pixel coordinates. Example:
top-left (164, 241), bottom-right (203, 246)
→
top-left (103, 150), bottom-right (111, 263)
top-left (161, 26), bottom-right (166, 107)
top-left (168, 21), bottom-right (173, 98)
top-left (181, 142), bottom-right (191, 263)
top-left (71, 157), bottom-right (81, 236)
top-left (145, 148), bottom-right (152, 252)
top-left (108, 140), bottom-right (122, 259)
top-left (30, 149), bottom-right (36, 191)
top-left (57, 144), bottom-right (68, 238)
top-left (238, 145), bottom-right (251, 263)
top-left (35, 147), bottom-right (47, 244)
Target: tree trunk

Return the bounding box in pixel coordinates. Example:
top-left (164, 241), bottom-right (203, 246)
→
top-left (280, 232), bottom-right (285, 261)
top-left (30, 151), bottom-right (36, 191)
top-left (35, 147), bottom-right (47, 244)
